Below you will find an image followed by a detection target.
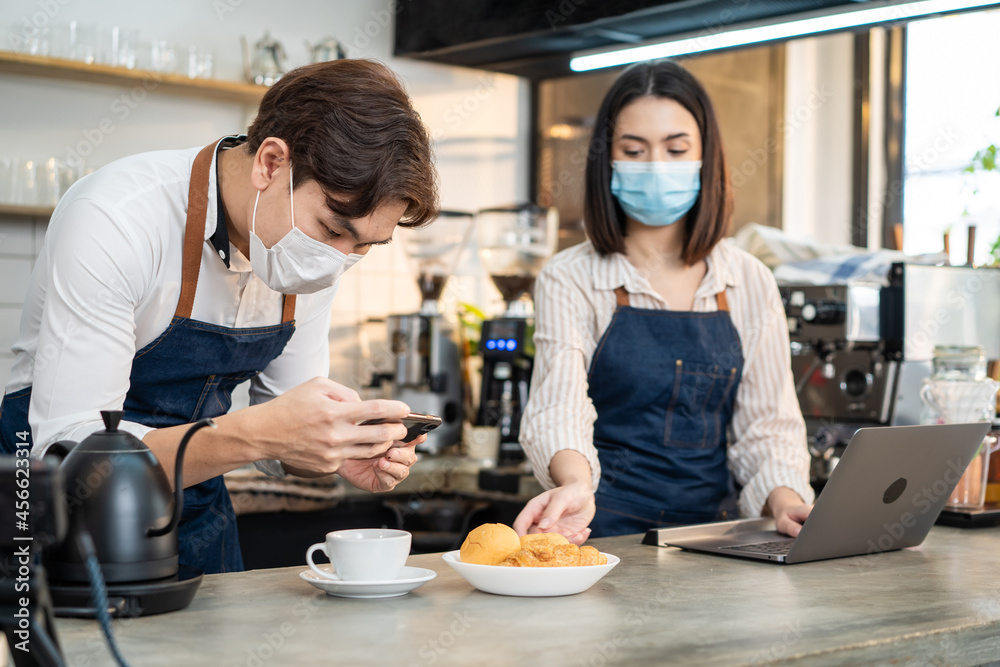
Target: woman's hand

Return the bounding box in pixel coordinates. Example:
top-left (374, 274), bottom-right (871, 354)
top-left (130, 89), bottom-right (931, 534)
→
top-left (336, 435), bottom-right (424, 493)
top-left (512, 481), bottom-right (596, 545)
top-left (249, 377), bottom-right (410, 476)
top-left (765, 486), bottom-right (812, 537)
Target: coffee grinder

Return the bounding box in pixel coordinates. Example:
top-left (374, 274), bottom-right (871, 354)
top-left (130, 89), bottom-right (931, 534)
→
top-left (386, 211), bottom-right (474, 453)
top-left (475, 204), bottom-right (558, 464)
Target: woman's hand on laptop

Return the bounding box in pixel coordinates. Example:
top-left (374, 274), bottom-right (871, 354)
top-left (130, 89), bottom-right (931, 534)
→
top-left (765, 487), bottom-right (812, 537)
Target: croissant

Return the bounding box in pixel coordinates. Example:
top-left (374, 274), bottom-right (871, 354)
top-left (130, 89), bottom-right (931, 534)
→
top-left (498, 533), bottom-right (608, 567)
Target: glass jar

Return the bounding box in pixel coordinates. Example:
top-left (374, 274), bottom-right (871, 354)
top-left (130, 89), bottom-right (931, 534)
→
top-left (986, 422), bottom-right (1000, 505)
top-left (921, 345), bottom-right (999, 510)
top-left (930, 345), bottom-right (987, 381)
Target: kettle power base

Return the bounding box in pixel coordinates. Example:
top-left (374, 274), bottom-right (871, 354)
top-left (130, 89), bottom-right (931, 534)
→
top-left (50, 565), bottom-right (203, 618)
top-left (936, 502), bottom-right (1000, 528)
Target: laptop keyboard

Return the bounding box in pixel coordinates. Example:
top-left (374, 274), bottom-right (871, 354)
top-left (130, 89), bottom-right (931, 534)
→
top-left (720, 540), bottom-right (795, 555)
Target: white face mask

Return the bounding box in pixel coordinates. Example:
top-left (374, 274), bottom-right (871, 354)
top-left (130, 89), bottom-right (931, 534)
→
top-left (248, 163), bottom-right (363, 294)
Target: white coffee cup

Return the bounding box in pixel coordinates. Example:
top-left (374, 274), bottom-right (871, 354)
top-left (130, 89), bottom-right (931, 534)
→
top-left (306, 528), bottom-right (411, 581)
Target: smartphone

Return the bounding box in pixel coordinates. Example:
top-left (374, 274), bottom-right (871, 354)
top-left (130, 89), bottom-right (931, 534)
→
top-left (361, 412), bottom-right (443, 443)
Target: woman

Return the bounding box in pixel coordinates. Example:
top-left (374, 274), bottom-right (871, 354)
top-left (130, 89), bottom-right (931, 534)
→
top-left (513, 60), bottom-right (814, 542)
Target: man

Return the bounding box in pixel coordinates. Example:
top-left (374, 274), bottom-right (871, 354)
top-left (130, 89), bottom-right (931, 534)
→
top-left (0, 59), bottom-right (438, 574)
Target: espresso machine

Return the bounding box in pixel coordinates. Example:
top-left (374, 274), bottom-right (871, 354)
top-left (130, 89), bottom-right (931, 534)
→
top-left (475, 203), bottom-right (559, 464)
top-left (386, 211), bottom-right (474, 453)
top-left (780, 262), bottom-right (1000, 486)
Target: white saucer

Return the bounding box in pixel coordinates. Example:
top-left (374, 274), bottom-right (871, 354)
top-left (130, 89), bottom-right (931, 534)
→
top-left (299, 564), bottom-right (436, 598)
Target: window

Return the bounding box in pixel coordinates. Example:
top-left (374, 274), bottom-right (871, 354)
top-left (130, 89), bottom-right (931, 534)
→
top-left (904, 8), bottom-right (1000, 264)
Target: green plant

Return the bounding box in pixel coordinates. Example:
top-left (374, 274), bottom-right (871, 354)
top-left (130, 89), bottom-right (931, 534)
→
top-left (962, 105), bottom-right (1000, 216)
top-left (457, 302), bottom-right (486, 356)
top-left (988, 234), bottom-right (1000, 266)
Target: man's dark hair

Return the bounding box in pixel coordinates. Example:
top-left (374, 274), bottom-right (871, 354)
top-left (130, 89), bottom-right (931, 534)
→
top-left (584, 60), bottom-right (731, 264)
top-left (247, 59), bottom-right (438, 227)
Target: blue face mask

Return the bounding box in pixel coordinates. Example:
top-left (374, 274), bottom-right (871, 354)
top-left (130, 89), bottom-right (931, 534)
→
top-left (610, 160), bottom-right (702, 226)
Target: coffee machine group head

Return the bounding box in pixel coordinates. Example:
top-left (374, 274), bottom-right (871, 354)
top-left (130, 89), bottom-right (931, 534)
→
top-left (386, 211), bottom-right (474, 453)
top-left (475, 203), bottom-right (558, 464)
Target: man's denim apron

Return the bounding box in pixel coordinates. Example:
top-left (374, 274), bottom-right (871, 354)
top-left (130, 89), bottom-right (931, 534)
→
top-left (0, 141), bottom-right (297, 574)
top-left (588, 286), bottom-right (744, 537)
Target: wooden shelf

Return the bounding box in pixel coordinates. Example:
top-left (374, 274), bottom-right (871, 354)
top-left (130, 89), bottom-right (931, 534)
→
top-left (0, 50), bottom-right (268, 104)
top-left (0, 204), bottom-right (55, 217)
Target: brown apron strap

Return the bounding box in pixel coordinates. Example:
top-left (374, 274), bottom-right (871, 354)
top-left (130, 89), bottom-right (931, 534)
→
top-left (175, 143), bottom-right (216, 319)
top-left (715, 290), bottom-right (729, 312)
top-left (176, 140), bottom-right (296, 324)
top-left (281, 295), bottom-right (296, 323)
top-left (614, 286), bottom-right (630, 308)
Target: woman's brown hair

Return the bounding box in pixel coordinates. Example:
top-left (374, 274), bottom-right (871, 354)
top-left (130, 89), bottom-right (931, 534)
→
top-left (247, 59), bottom-right (438, 228)
top-left (584, 60), bottom-right (731, 263)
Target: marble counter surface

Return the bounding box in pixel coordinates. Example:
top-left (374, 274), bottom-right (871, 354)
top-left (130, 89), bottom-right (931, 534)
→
top-left (53, 526), bottom-right (1000, 666)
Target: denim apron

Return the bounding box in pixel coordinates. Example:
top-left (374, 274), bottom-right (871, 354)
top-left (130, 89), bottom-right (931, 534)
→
top-left (0, 142), bottom-right (297, 574)
top-left (588, 286), bottom-right (744, 538)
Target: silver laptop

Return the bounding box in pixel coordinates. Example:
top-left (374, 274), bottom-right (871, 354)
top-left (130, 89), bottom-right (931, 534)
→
top-left (645, 423), bottom-right (991, 564)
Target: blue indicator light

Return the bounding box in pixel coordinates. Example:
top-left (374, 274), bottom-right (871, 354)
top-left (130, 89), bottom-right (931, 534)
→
top-left (485, 340), bottom-right (496, 350)
top-left (507, 339), bottom-right (517, 350)
top-left (496, 339), bottom-right (507, 350)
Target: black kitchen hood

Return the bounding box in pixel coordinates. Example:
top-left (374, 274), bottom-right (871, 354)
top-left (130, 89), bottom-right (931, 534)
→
top-left (394, 0), bottom-right (873, 79)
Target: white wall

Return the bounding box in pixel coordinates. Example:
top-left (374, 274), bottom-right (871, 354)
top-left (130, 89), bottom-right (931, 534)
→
top-left (782, 32), bottom-right (855, 246)
top-left (0, 0), bottom-right (528, 392)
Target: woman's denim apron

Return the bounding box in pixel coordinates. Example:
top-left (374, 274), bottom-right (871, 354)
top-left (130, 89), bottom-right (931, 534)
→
top-left (0, 142), bottom-right (296, 574)
top-left (588, 286), bottom-right (744, 537)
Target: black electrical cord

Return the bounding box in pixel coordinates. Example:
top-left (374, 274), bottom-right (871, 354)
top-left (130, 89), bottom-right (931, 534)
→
top-left (78, 532), bottom-right (133, 667)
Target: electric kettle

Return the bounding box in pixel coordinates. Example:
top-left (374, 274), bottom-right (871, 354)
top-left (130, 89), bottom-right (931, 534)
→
top-left (43, 411), bottom-right (214, 584)
top-left (240, 31), bottom-right (287, 85)
top-left (305, 36), bottom-right (346, 63)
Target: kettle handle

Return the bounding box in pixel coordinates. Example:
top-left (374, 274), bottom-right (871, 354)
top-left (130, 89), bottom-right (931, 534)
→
top-left (148, 418), bottom-right (217, 538)
top-left (39, 439), bottom-right (77, 462)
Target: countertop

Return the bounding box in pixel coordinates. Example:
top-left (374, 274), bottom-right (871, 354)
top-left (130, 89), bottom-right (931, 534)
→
top-left (54, 526), bottom-right (1000, 666)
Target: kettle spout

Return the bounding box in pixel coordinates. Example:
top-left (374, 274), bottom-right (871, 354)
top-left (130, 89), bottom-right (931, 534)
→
top-left (148, 418), bottom-right (217, 538)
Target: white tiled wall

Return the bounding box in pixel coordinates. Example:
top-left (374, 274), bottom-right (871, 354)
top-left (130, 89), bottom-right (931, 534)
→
top-left (0, 215), bottom-right (47, 386)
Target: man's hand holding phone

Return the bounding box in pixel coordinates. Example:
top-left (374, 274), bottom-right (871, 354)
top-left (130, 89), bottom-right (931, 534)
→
top-left (338, 412), bottom-right (442, 493)
top-left (260, 379), bottom-right (436, 492)
top-left (360, 412), bottom-right (443, 443)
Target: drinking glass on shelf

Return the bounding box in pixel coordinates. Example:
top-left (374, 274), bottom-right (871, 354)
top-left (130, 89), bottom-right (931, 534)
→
top-left (196, 49), bottom-right (214, 79)
top-left (37, 158), bottom-right (64, 207)
top-left (179, 44), bottom-right (197, 78)
top-left (149, 39), bottom-right (176, 73)
top-left (4, 23), bottom-right (46, 54)
top-left (50, 21), bottom-right (71, 58)
top-left (26, 26), bottom-right (51, 56)
top-left (184, 46), bottom-right (215, 79)
top-left (102, 25), bottom-right (138, 68)
top-left (1, 25), bottom-right (15, 52)
top-left (117, 30), bottom-right (139, 69)
top-left (178, 45), bottom-right (215, 79)
top-left (59, 159), bottom-right (84, 198)
top-left (0, 157), bottom-right (16, 204)
top-left (15, 158), bottom-right (38, 206)
top-left (60, 20), bottom-right (98, 64)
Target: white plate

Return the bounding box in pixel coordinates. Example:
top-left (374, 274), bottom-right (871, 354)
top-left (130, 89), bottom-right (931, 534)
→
top-left (299, 564), bottom-right (436, 598)
top-left (442, 550), bottom-right (619, 597)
